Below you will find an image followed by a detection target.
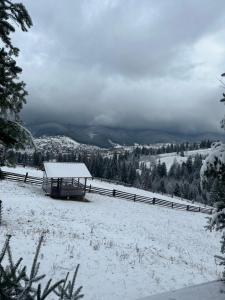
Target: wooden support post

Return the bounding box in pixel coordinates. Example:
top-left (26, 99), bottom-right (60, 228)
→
top-left (134, 194), bottom-right (136, 202)
top-left (24, 172), bottom-right (28, 183)
top-left (171, 202), bottom-right (174, 208)
top-left (199, 207), bottom-right (201, 212)
top-left (84, 178), bottom-right (87, 191)
top-left (187, 205), bottom-right (189, 211)
top-left (113, 189), bottom-right (116, 197)
top-left (89, 184), bottom-right (92, 192)
top-left (152, 198), bottom-right (156, 205)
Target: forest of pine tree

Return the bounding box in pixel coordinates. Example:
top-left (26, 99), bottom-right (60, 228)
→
top-left (3, 139), bottom-right (217, 205)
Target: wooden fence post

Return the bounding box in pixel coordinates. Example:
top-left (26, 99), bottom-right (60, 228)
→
top-left (89, 184), bottom-right (92, 192)
top-left (199, 207), bottom-right (201, 212)
top-left (113, 189), bottom-right (116, 197)
top-left (24, 172), bottom-right (28, 183)
top-left (186, 205), bottom-right (189, 211)
top-left (134, 194), bottom-right (136, 202)
top-left (171, 202), bottom-right (174, 208)
top-left (152, 198), bottom-right (156, 205)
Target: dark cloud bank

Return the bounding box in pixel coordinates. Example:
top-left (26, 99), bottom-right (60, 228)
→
top-left (14, 0), bottom-right (225, 135)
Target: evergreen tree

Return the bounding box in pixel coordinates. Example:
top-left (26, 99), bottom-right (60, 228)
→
top-left (0, 0), bottom-right (33, 150)
top-left (0, 235), bottom-right (84, 299)
top-left (173, 183), bottom-right (181, 197)
top-left (159, 180), bottom-right (166, 194)
top-left (202, 72), bottom-right (225, 280)
top-left (209, 178), bottom-right (225, 206)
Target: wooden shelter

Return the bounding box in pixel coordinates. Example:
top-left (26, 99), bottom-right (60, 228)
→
top-left (42, 162), bottom-right (92, 200)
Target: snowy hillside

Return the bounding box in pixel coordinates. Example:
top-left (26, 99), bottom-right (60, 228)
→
top-left (142, 148), bottom-right (211, 171)
top-left (0, 176), bottom-right (221, 300)
top-left (1, 166), bottom-right (209, 207)
top-left (32, 136), bottom-right (100, 155)
top-left (34, 136), bottom-right (80, 152)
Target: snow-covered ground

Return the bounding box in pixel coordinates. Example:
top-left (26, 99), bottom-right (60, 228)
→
top-left (142, 148), bottom-right (211, 171)
top-left (2, 166), bottom-right (208, 207)
top-left (34, 135), bottom-right (80, 152)
top-left (18, 135), bottom-right (101, 156)
top-left (2, 165), bottom-right (43, 177)
top-left (87, 179), bottom-right (209, 207)
top-left (0, 178), bottom-right (221, 300)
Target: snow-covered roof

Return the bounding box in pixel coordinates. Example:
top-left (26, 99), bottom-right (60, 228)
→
top-left (44, 162), bottom-right (92, 178)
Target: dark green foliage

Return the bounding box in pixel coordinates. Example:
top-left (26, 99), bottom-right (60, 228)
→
top-left (0, 0), bottom-right (33, 149)
top-left (6, 140), bottom-right (213, 203)
top-left (173, 183), bottom-right (181, 197)
top-left (203, 72), bottom-right (225, 280)
top-left (209, 179), bottom-right (225, 206)
top-left (0, 235), bottom-right (84, 299)
top-left (0, 0), bottom-right (32, 51)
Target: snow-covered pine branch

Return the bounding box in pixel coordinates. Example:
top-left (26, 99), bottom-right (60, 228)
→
top-left (201, 141), bottom-right (225, 185)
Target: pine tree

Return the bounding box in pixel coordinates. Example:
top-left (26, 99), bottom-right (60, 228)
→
top-left (173, 183), bottom-right (181, 197)
top-left (209, 178), bottom-right (225, 206)
top-left (159, 180), bottom-right (166, 194)
top-left (0, 235), bottom-right (84, 299)
top-left (0, 0), bottom-right (33, 150)
top-left (202, 72), bottom-right (225, 280)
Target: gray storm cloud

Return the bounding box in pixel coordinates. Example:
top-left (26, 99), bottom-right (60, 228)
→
top-left (13, 0), bottom-right (225, 133)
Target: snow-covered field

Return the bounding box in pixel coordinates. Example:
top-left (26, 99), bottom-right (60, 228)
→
top-left (2, 166), bottom-right (208, 207)
top-left (142, 148), bottom-right (211, 171)
top-left (87, 179), bottom-right (209, 207)
top-left (2, 165), bottom-right (43, 177)
top-left (0, 178), bottom-right (222, 300)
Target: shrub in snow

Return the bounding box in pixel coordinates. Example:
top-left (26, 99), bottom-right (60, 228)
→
top-left (0, 235), bottom-right (84, 299)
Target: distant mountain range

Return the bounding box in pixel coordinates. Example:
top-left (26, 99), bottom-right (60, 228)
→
top-left (27, 122), bottom-right (225, 148)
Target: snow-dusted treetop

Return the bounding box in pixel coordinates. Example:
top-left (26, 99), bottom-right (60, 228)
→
top-left (44, 162), bottom-right (92, 178)
top-left (200, 141), bottom-right (225, 183)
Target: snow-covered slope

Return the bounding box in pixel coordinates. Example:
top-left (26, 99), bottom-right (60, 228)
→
top-left (32, 135), bottom-right (100, 155)
top-left (1, 166), bottom-right (207, 207)
top-left (2, 165), bottom-right (43, 177)
top-left (34, 136), bottom-right (80, 153)
top-left (0, 179), bottom-right (221, 300)
top-left (142, 149), bottom-right (211, 171)
top-left (88, 178), bottom-right (209, 207)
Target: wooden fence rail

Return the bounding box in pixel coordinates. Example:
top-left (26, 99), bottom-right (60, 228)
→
top-left (86, 184), bottom-right (213, 215)
top-left (0, 170), bottom-right (213, 215)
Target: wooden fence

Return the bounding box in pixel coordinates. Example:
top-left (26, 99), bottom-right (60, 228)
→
top-left (0, 170), bottom-right (213, 215)
top-left (1, 171), bottom-right (42, 185)
top-left (86, 184), bottom-right (213, 214)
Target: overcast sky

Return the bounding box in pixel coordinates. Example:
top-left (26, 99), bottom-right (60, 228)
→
top-left (13, 0), bottom-right (225, 133)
